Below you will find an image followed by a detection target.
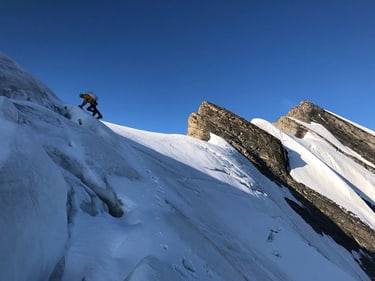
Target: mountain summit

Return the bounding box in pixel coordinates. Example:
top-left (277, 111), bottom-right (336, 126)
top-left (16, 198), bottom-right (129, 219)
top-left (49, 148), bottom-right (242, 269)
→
top-left (1, 54), bottom-right (374, 281)
top-left (276, 100), bottom-right (375, 168)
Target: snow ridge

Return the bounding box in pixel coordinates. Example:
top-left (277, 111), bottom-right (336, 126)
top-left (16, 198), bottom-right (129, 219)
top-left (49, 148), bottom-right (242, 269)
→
top-left (0, 54), bottom-right (373, 281)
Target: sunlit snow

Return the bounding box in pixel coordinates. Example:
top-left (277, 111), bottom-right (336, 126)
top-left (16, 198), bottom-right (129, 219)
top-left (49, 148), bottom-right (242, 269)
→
top-left (0, 53), bottom-right (374, 281)
top-left (252, 118), bottom-right (375, 229)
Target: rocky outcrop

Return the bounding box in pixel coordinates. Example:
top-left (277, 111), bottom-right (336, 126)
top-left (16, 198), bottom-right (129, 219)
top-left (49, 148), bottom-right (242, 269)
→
top-left (276, 113), bottom-right (375, 173)
top-left (187, 101), bottom-right (375, 279)
top-left (274, 116), bottom-right (309, 138)
top-left (188, 101), bottom-right (289, 184)
top-left (278, 100), bottom-right (375, 166)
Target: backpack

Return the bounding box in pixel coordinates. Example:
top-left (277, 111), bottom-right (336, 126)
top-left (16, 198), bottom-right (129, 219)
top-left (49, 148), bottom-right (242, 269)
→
top-left (87, 91), bottom-right (98, 101)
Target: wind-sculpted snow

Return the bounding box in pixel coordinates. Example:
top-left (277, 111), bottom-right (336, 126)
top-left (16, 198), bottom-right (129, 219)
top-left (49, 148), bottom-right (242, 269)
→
top-left (0, 96), bottom-right (138, 280)
top-left (0, 53), bottom-right (62, 110)
top-left (0, 104), bottom-right (67, 281)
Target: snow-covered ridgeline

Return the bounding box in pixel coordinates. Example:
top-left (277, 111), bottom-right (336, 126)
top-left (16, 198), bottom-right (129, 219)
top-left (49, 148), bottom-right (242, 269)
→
top-left (0, 52), bottom-right (373, 281)
top-left (252, 118), bottom-right (375, 230)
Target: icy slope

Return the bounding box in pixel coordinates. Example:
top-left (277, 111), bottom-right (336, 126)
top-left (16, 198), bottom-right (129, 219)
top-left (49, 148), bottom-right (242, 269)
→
top-left (0, 97), bottom-right (68, 281)
top-left (0, 98), bottom-right (370, 281)
top-left (0, 53), bottom-right (61, 109)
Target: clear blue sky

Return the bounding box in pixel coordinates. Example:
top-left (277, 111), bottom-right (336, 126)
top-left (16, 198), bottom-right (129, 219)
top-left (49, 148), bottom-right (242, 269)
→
top-left (1, 0), bottom-right (374, 134)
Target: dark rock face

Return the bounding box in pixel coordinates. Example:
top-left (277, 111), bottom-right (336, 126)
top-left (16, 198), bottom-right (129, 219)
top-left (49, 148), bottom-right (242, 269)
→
top-left (188, 101), bottom-right (289, 184)
top-left (188, 100), bottom-right (375, 279)
top-left (274, 116), bottom-right (308, 138)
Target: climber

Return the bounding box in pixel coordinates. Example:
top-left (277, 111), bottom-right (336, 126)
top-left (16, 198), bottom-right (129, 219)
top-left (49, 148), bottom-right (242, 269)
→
top-left (78, 91), bottom-right (103, 119)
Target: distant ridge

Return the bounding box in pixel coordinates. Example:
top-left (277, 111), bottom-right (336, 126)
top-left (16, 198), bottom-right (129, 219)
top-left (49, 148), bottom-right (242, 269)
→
top-left (276, 100), bottom-right (375, 167)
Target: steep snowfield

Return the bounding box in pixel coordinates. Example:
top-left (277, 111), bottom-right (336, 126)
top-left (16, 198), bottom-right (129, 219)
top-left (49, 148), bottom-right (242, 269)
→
top-left (252, 118), bottom-right (375, 229)
top-left (0, 54), bottom-right (374, 281)
top-left (0, 97), bottom-right (68, 281)
top-left (0, 100), bottom-right (370, 281)
top-left (0, 53), bottom-right (61, 109)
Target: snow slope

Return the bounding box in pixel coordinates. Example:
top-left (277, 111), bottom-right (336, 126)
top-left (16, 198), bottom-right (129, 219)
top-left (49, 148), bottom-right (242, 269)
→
top-left (252, 118), bottom-right (375, 229)
top-left (0, 54), bottom-right (374, 281)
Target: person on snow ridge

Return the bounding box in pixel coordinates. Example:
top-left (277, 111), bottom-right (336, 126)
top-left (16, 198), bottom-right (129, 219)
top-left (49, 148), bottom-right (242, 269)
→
top-left (79, 91), bottom-right (103, 119)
